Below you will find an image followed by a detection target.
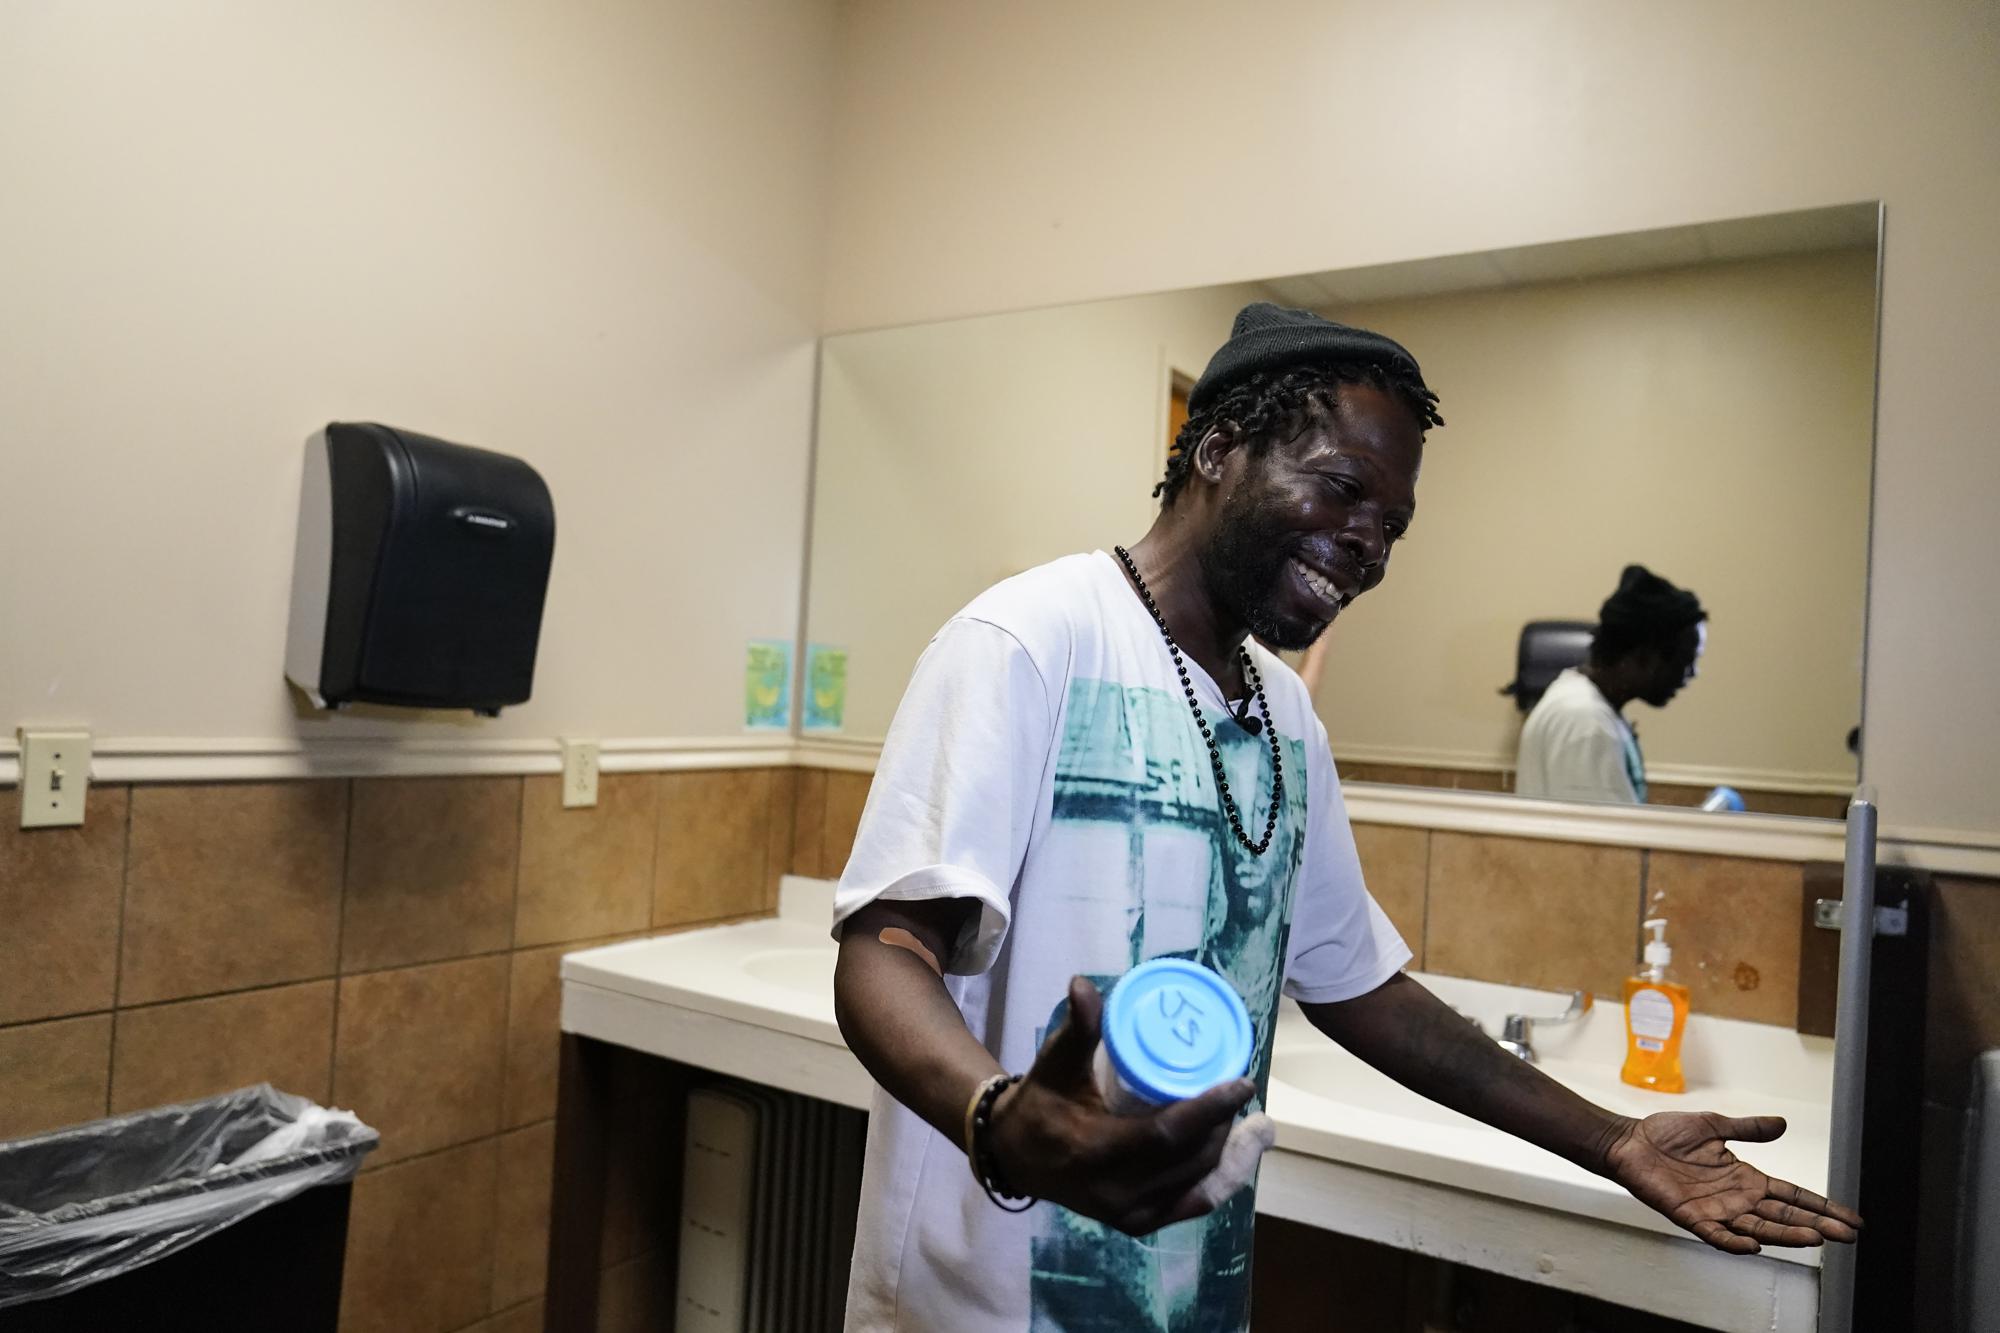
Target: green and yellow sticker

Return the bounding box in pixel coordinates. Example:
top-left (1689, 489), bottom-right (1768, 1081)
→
top-left (804, 644), bottom-right (847, 733)
top-left (744, 639), bottom-right (791, 730)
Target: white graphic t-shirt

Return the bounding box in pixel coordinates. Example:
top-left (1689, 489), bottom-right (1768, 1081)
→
top-left (831, 552), bottom-right (1410, 1332)
top-left (1515, 667), bottom-right (1646, 804)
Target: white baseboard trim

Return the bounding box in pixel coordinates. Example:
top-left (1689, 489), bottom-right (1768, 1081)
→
top-left (1328, 741), bottom-right (1855, 797)
top-left (1344, 784), bottom-right (2000, 877)
top-left (599, 736), bottom-right (800, 774)
top-left (0, 734), bottom-right (798, 785)
top-left (1643, 762), bottom-right (1856, 797)
top-left (1327, 741), bottom-right (1519, 771)
top-left (1346, 784), bottom-right (1849, 863)
top-left (798, 737), bottom-right (2000, 877)
top-left (4, 733), bottom-right (1992, 878)
top-left (793, 735), bottom-right (888, 772)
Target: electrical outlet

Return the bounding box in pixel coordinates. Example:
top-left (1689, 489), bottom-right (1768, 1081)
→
top-left (19, 728), bottom-right (91, 829)
top-left (561, 739), bottom-right (599, 808)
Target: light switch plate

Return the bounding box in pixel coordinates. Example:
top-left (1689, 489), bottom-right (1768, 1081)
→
top-left (19, 728), bottom-right (91, 829)
top-left (561, 739), bottom-right (599, 808)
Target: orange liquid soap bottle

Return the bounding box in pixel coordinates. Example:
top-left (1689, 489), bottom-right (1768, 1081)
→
top-left (1621, 917), bottom-right (1688, 1093)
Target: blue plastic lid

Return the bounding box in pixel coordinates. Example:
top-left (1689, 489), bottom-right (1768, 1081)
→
top-left (1701, 784), bottom-right (1746, 813)
top-left (1101, 958), bottom-right (1254, 1104)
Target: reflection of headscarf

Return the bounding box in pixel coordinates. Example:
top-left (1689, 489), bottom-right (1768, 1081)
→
top-left (1598, 564), bottom-right (1706, 640)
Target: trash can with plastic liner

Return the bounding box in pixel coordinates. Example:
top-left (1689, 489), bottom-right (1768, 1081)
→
top-left (0, 1083), bottom-right (378, 1331)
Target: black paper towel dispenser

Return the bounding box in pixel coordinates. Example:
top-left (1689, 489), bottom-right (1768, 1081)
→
top-left (284, 423), bottom-right (556, 715)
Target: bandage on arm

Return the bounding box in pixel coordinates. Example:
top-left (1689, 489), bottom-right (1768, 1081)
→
top-left (877, 926), bottom-right (943, 977)
top-left (833, 897), bottom-right (995, 1148)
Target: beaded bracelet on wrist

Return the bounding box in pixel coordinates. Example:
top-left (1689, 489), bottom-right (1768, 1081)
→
top-left (967, 1073), bottom-right (1036, 1213)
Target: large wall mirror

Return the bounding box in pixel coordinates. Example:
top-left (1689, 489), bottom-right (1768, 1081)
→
top-left (804, 203), bottom-right (1880, 823)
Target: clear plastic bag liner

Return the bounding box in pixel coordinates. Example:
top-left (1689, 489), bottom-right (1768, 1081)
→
top-left (0, 1083), bottom-right (378, 1309)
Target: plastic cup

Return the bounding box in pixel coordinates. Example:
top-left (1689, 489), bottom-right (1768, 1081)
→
top-left (1700, 785), bottom-right (1746, 813)
top-left (1091, 958), bottom-right (1254, 1114)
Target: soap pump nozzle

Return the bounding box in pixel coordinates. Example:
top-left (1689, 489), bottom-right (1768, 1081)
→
top-left (1641, 917), bottom-right (1672, 982)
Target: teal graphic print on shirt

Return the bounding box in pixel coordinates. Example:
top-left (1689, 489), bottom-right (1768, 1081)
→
top-left (1620, 724), bottom-right (1648, 803)
top-left (1027, 678), bottom-right (1309, 1333)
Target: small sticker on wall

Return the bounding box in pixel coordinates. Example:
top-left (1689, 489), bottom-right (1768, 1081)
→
top-left (803, 644), bottom-right (848, 733)
top-left (744, 639), bottom-right (792, 731)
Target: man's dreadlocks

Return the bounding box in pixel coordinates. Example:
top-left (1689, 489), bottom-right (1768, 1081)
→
top-left (1155, 362), bottom-right (1443, 506)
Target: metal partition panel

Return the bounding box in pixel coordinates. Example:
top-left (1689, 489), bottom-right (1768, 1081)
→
top-left (1965, 1050), bottom-right (2000, 1332)
top-left (1818, 788), bottom-right (1876, 1333)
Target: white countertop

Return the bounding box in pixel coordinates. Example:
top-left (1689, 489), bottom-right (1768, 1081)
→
top-left (562, 876), bottom-right (1832, 1332)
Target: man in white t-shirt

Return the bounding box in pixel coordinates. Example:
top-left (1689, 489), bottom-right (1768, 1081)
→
top-left (1517, 565), bottom-right (1708, 804)
top-left (830, 304), bottom-right (1857, 1331)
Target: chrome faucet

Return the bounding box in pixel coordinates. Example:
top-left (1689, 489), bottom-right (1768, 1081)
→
top-left (1497, 990), bottom-right (1593, 1063)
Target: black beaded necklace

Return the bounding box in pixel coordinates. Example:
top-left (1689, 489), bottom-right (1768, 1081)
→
top-left (1113, 545), bottom-right (1284, 856)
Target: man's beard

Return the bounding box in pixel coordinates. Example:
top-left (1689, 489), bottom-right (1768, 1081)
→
top-left (1196, 493), bottom-right (1332, 652)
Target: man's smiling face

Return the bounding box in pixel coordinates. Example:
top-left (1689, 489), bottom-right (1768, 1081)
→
top-left (1196, 382), bottom-right (1425, 651)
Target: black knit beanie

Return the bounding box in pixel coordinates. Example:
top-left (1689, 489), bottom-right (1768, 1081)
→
top-left (1598, 565), bottom-right (1706, 637)
top-left (1189, 302), bottom-right (1430, 412)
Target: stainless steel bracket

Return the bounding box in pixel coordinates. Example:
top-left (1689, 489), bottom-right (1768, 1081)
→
top-left (1813, 897), bottom-right (1909, 936)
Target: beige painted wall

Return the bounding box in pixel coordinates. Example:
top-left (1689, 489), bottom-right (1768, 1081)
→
top-left (819, 0), bottom-right (2000, 841)
top-left (810, 283), bottom-right (1262, 736)
top-left (1311, 249), bottom-right (1875, 790)
top-left (0, 0), bottom-right (835, 747)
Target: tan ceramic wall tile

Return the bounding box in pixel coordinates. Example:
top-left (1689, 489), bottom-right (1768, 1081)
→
top-left (0, 786), bottom-right (127, 1024)
top-left (1426, 832), bottom-right (1642, 999)
top-left (500, 931), bottom-right (648, 1130)
top-left (821, 770), bottom-right (872, 878)
top-left (763, 766), bottom-right (797, 912)
top-left (340, 1137), bottom-right (498, 1333)
top-left (654, 769), bottom-right (775, 928)
top-left (0, 1014), bottom-right (111, 1138)
top-left (1925, 875), bottom-right (2000, 1106)
top-left (1647, 782), bottom-right (1710, 809)
top-left (490, 1120), bottom-right (556, 1309)
top-left (515, 773), bottom-right (656, 947)
top-left (1752, 792), bottom-right (1849, 820)
top-left (792, 767), bottom-right (828, 878)
top-left (111, 980), bottom-right (335, 1112)
top-left (1649, 784), bottom-right (1847, 819)
top-left (1350, 823), bottom-right (1428, 967)
top-left (121, 782), bottom-right (346, 1004)
top-left (503, 944), bottom-right (565, 1129)
top-left (342, 777), bottom-right (520, 972)
top-left (1645, 852), bottom-right (1803, 1026)
top-left (334, 955), bottom-right (508, 1167)
top-left (1336, 762), bottom-right (1514, 792)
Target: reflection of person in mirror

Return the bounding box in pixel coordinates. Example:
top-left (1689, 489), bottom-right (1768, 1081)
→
top-left (1515, 564), bottom-right (1707, 805)
top-left (830, 305), bottom-right (1856, 1333)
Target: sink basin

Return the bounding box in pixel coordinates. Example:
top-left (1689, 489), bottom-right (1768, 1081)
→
top-left (740, 946), bottom-right (838, 996)
top-left (1530, 1057), bottom-right (1775, 1122)
top-left (1270, 1040), bottom-right (1813, 1133)
top-left (1269, 1045), bottom-right (1477, 1128)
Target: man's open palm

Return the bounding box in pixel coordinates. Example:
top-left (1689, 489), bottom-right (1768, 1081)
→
top-left (1604, 1111), bottom-right (1863, 1254)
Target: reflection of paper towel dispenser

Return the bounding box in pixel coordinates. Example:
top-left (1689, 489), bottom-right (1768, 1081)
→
top-left (285, 423), bottom-right (556, 716)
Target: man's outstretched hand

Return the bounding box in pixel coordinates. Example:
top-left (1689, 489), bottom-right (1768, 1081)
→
top-left (1602, 1112), bottom-right (1863, 1254)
